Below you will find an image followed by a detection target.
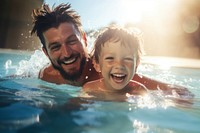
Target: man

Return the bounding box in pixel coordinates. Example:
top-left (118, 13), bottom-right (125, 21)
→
top-left (32, 3), bottom-right (99, 86)
top-left (31, 3), bottom-right (192, 96)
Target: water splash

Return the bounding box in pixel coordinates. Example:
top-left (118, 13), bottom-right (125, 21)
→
top-left (126, 91), bottom-right (174, 109)
top-left (5, 50), bottom-right (49, 78)
top-left (126, 85), bottom-right (195, 109)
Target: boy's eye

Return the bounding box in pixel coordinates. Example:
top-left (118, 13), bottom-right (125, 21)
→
top-left (105, 57), bottom-right (114, 60)
top-left (124, 57), bottom-right (134, 62)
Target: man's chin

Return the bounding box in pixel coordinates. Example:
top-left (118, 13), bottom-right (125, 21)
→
top-left (51, 57), bottom-right (86, 81)
top-left (62, 68), bottom-right (81, 79)
top-left (55, 67), bottom-right (82, 81)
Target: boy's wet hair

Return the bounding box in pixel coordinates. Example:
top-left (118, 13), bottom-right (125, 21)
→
top-left (92, 25), bottom-right (144, 63)
top-left (31, 3), bottom-right (83, 50)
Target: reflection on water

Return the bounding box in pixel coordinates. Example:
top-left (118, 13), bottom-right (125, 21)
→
top-left (0, 103), bottom-right (42, 130)
top-left (0, 50), bottom-right (200, 133)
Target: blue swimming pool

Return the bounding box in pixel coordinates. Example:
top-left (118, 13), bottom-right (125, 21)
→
top-left (0, 49), bottom-right (200, 133)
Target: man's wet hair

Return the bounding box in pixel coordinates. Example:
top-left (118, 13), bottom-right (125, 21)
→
top-left (31, 3), bottom-right (83, 50)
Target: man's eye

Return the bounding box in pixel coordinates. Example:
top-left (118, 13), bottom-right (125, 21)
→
top-left (50, 45), bottom-right (60, 51)
top-left (67, 39), bottom-right (78, 45)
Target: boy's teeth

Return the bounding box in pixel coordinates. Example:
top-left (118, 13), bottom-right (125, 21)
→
top-left (112, 74), bottom-right (125, 77)
top-left (111, 73), bottom-right (126, 83)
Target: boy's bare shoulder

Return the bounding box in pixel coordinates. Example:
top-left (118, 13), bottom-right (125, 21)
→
top-left (81, 79), bottom-right (104, 99)
top-left (83, 79), bottom-right (101, 91)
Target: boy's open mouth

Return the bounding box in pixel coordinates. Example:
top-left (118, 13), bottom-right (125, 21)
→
top-left (111, 73), bottom-right (126, 83)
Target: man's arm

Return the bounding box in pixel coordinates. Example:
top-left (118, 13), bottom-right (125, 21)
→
top-left (133, 73), bottom-right (194, 96)
top-left (134, 73), bottom-right (182, 90)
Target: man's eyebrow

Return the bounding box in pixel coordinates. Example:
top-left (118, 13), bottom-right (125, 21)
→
top-left (66, 34), bottom-right (78, 41)
top-left (47, 34), bottom-right (79, 48)
top-left (48, 41), bottom-right (59, 48)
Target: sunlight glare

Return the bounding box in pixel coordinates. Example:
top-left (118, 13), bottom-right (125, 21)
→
top-left (133, 119), bottom-right (149, 132)
top-left (154, 58), bottom-right (172, 70)
top-left (182, 15), bottom-right (199, 33)
top-left (119, 0), bottom-right (157, 25)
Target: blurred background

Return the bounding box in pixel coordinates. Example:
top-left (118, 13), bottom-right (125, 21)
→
top-left (0, 0), bottom-right (42, 51)
top-left (0, 0), bottom-right (200, 59)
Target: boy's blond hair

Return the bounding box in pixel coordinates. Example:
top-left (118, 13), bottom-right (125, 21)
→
top-left (91, 25), bottom-right (144, 64)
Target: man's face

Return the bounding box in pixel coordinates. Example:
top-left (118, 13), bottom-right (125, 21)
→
top-left (43, 22), bottom-right (87, 81)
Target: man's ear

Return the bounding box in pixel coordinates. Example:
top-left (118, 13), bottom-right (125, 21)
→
top-left (42, 47), bottom-right (48, 57)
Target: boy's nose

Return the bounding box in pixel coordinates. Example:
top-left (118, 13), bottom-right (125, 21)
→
top-left (114, 60), bottom-right (124, 70)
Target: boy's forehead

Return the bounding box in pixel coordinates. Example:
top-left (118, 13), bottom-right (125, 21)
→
top-left (102, 39), bottom-right (135, 48)
top-left (100, 40), bottom-right (137, 55)
top-left (101, 40), bottom-right (134, 50)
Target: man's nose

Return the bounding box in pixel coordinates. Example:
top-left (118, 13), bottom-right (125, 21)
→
top-left (61, 44), bottom-right (72, 57)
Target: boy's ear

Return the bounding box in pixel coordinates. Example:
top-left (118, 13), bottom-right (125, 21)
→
top-left (135, 58), bottom-right (140, 72)
top-left (92, 59), bottom-right (101, 72)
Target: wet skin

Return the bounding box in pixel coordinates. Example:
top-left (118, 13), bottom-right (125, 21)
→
top-left (94, 40), bottom-right (137, 91)
top-left (39, 23), bottom-right (193, 101)
top-left (41, 22), bottom-right (99, 86)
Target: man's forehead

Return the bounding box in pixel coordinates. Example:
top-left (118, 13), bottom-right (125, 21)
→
top-left (43, 22), bottom-right (79, 34)
top-left (43, 23), bottom-right (80, 38)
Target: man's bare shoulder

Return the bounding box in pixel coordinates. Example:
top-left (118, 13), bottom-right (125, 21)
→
top-left (39, 64), bottom-right (65, 84)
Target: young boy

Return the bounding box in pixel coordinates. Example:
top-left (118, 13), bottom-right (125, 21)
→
top-left (82, 26), bottom-right (148, 101)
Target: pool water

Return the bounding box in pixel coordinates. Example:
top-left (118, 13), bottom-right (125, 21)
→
top-left (0, 49), bottom-right (200, 133)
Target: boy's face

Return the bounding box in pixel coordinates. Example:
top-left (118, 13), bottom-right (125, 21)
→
top-left (42, 22), bottom-right (88, 80)
top-left (96, 40), bottom-right (137, 91)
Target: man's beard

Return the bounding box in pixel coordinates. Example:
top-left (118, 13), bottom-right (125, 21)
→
top-left (51, 57), bottom-right (86, 81)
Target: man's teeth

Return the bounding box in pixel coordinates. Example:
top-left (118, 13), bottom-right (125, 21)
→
top-left (63, 57), bottom-right (76, 64)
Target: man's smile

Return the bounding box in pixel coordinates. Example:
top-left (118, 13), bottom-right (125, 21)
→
top-left (60, 54), bottom-right (79, 65)
top-left (63, 56), bottom-right (77, 65)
